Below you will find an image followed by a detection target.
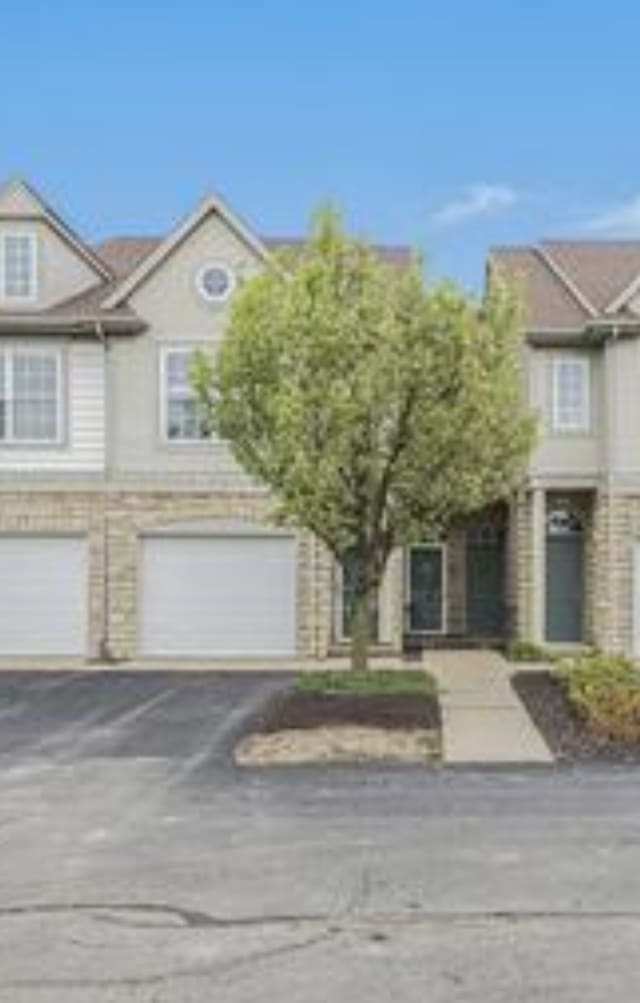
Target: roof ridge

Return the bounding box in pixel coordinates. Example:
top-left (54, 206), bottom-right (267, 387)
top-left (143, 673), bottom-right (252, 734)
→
top-left (541, 237), bottom-right (640, 247)
top-left (0, 176), bottom-right (114, 282)
top-left (534, 245), bottom-right (596, 318)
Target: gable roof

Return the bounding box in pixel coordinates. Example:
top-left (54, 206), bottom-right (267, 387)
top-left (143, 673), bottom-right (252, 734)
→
top-left (490, 239), bottom-right (640, 332)
top-left (95, 233), bottom-right (413, 283)
top-left (101, 193), bottom-right (276, 309)
top-left (542, 241), bottom-right (640, 315)
top-left (0, 177), bottom-right (412, 330)
top-left (0, 178), bottom-right (114, 283)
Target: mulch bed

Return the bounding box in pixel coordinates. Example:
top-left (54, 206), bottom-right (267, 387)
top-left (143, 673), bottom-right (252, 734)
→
top-left (513, 671), bottom-right (640, 763)
top-left (250, 689), bottom-right (440, 735)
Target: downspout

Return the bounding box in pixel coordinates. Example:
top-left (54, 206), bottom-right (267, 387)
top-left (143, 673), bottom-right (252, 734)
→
top-left (606, 326), bottom-right (619, 652)
top-left (95, 321), bottom-right (113, 662)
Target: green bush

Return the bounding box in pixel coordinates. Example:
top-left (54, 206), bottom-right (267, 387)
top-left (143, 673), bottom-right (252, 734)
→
top-left (506, 639), bottom-right (550, 663)
top-left (557, 651), bottom-right (640, 743)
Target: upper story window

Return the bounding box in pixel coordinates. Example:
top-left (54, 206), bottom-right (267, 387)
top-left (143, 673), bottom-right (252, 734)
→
top-left (195, 262), bottom-right (235, 305)
top-left (0, 348), bottom-right (61, 443)
top-left (552, 354), bottom-right (590, 433)
top-left (162, 347), bottom-right (209, 442)
top-left (0, 233), bottom-right (37, 302)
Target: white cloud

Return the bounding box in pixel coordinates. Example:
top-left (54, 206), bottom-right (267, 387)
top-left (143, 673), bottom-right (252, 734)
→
top-left (433, 184), bottom-right (519, 227)
top-left (584, 195), bottom-right (640, 235)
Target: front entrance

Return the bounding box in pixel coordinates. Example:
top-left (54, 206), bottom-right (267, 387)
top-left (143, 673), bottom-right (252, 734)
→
top-left (407, 545), bottom-right (445, 634)
top-left (545, 507), bottom-right (584, 643)
top-left (466, 523), bottom-right (505, 637)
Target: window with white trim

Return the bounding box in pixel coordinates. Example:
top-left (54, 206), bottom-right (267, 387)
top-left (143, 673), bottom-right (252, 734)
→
top-left (1, 233), bottom-right (37, 301)
top-left (0, 349), bottom-right (61, 443)
top-left (552, 355), bottom-right (590, 432)
top-left (162, 348), bottom-right (209, 441)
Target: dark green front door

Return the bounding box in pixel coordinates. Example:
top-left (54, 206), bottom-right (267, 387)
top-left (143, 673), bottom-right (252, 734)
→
top-left (466, 527), bottom-right (505, 637)
top-left (546, 510), bottom-right (584, 642)
top-left (408, 546), bottom-right (444, 633)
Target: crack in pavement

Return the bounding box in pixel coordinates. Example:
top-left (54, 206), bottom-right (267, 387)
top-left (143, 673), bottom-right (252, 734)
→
top-left (0, 929), bottom-right (334, 991)
top-left (3, 900), bottom-right (640, 927)
top-left (2, 902), bottom-right (640, 992)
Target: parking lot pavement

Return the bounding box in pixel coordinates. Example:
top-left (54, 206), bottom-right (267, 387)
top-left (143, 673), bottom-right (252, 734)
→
top-left (1, 671), bottom-right (640, 1001)
top-left (0, 669), bottom-right (289, 765)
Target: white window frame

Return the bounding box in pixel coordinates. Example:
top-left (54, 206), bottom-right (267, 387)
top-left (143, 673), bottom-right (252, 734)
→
top-left (0, 232), bottom-right (38, 304)
top-left (195, 262), bottom-right (236, 305)
top-left (405, 543), bottom-right (447, 635)
top-left (552, 354), bottom-right (591, 433)
top-left (0, 347), bottom-right (63, 445)
top-left (159, 345), bottom-right (209, 444)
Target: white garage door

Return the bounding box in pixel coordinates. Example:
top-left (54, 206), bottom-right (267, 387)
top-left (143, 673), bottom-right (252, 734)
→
top-left (139, 534), bottom-right (297, 657)
top-left (0, 535), bottom-right (88, 655)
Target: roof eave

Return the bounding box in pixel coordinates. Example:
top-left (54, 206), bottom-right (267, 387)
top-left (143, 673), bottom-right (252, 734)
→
top-left (526, 320), bottom-right (640, 347)
top-left (102, 193), bottom-right (277, 309)
top-left (0, 314), bottom-right (147, 335)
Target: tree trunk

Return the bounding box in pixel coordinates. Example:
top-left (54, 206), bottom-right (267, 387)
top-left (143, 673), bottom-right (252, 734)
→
top-left (350, 584), bottom-right (372, 672)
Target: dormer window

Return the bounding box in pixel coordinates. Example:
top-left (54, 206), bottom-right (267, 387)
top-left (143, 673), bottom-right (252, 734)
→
top-left (1, 233), bottom-right (37, 302)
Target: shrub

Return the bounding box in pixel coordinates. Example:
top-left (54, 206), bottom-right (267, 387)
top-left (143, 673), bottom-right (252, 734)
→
top-left (506, 639), bottom-right (550, 663)
top-left (557, 651), bottom-right (640, 744)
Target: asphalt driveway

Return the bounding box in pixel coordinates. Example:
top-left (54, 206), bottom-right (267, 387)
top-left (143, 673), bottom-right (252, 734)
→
top-left (0, 669), bottom-right (288, 766)
top-left (1, 670), bottom-right (640, 1001)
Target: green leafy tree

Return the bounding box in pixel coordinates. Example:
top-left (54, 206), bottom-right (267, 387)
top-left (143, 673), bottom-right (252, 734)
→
top-left (193, 210), bottom-right (535, 670)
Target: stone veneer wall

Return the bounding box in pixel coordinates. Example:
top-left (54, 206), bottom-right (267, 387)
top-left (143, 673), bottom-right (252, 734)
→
top-left (104, 490), bottom-right (325, 661)
top-left (445, 528), bottom-right (467, 636)
top-left (0, 487), bottom-right (337, 662)
top-left (513, 490), bottom-right (534, 641)
top-left (592, 491), bottom-right (640, 656)
top-left (5, 485), bottom-right (609, 660)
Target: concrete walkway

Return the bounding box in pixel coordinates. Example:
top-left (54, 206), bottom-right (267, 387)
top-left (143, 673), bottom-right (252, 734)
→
top-left (427, 650), bottom-right (553, 764)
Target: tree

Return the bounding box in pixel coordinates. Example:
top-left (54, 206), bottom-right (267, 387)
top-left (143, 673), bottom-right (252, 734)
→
top-left (192, 209), bottom-right (535, 670)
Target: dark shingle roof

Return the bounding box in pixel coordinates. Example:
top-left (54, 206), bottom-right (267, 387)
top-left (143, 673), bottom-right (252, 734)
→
top-left (95, 234), bottom-right (414, 280)
top-left (540, 240), bottom-right (640, 314)
top-left (490, 240), bottom-right (640, 331)
top-left (95, 236), bottom-right (161, 279)
top-left (490, 246), bottom-right (590, 329)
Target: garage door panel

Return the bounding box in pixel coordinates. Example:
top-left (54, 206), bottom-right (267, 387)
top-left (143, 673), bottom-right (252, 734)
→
top-left (0, 535), bottom-right (88, 655)
top-left (140, 535), bottom-right (297, 657)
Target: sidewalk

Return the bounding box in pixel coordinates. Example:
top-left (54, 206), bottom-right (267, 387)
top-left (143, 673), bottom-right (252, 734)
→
top-left (427, 650), bottom-right (553, 764)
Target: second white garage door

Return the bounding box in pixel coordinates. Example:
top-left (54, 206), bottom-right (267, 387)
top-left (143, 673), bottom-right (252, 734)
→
top-left (139, 533), bottom-right (297, 657)
top-left (0, 534), bottom-right (88, 655)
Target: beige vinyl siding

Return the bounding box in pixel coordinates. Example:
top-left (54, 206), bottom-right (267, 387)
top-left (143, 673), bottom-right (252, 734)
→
top-left (527, 345), bottom-right (603, 479)
top-left (108, 209), bottom-right (263, 484)
top-left (0, 339), bottom-right (105, 473)
top-left (606, 337), bottom-right (640, 476)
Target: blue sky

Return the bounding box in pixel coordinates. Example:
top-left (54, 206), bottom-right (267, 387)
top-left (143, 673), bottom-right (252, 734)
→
top-left (4, 1), bottom-right (640, 289)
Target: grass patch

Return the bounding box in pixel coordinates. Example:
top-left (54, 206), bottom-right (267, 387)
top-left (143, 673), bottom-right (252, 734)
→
top-left (296, 668), bottom-right (435, 696)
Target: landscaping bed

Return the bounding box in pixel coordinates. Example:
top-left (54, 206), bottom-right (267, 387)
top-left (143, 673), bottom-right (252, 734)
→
top-left (235, 669), bottom-right (441, 766)
top-left (513, 661), bottom-right (640, 763)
